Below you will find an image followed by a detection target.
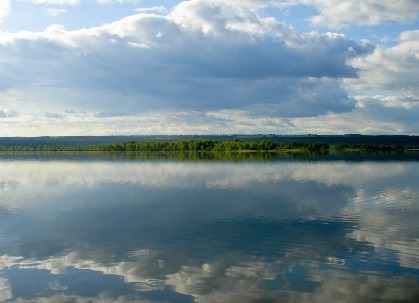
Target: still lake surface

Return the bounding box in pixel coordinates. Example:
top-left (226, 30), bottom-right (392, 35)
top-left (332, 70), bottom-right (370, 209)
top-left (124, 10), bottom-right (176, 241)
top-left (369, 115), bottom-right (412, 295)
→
top-left (0, 152), bottom-right (418, 302)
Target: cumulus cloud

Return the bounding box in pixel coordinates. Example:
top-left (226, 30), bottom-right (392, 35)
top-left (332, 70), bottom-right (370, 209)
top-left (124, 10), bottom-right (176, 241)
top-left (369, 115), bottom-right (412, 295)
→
top-left (1, 0), bottom-right (418, 134)
top-left (26, 0), bottom-right (419, 29)
top-left (331, 28), bottom-right (419, 134)
top-left (348, 30), bottom-right (419, 94)
top-left (0, 1), bottom-right (373, 121)
top-left (207, 0), bottom-right (419, 27)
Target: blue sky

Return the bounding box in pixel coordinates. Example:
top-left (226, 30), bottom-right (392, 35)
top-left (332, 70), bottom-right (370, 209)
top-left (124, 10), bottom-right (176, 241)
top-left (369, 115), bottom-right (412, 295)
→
top-left (0, 0), bottom-right (418, 136)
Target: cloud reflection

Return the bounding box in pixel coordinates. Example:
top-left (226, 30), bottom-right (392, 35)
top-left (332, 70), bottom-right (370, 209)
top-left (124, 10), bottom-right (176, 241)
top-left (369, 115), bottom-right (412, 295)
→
top-left (1, 159), bottom-right (415, 210)
top-left (0, 157), bottom-right (418, 302)
top-left (2, 249), bottom-right (417, 303)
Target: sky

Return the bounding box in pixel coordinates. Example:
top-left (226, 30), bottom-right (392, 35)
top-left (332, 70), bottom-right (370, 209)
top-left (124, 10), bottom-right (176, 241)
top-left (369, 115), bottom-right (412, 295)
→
top-left (0, 0), bottom-right (418, 136)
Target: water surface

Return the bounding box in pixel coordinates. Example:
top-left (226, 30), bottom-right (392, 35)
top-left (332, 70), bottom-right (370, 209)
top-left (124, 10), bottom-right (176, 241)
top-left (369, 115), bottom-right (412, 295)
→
top-left (0, 152), bottom-right (418, 302)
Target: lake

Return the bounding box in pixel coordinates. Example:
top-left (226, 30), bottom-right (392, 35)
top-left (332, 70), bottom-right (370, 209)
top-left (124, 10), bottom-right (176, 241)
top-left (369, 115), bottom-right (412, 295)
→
top-left (0, 152), bottom-right (418, 302)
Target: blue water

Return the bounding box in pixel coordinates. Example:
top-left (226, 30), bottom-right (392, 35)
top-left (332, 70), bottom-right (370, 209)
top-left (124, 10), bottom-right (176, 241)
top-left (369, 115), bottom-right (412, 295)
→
top-left (0, 152), bottom-right (418, 302)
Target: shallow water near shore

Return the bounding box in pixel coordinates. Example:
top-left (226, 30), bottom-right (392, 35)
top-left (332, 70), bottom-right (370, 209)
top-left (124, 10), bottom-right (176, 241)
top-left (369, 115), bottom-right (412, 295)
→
top-left (0, 152), bottom-right (418, 302)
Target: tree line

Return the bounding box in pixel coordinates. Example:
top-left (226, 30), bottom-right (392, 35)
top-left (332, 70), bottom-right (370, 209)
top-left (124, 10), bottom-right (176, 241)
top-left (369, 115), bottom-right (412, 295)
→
top-left (0, 139), bottom-right (411, 152)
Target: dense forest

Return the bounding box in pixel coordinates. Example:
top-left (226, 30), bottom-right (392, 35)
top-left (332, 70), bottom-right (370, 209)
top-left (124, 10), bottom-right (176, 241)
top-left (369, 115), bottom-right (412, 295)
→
top-left (0, 138), bottom-right (416, 152)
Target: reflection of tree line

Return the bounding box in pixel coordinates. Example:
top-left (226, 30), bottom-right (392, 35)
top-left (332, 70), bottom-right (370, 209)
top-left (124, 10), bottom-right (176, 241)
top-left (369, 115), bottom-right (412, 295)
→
top-left (0, 150), bottom-right (323, 161)
top-left (0, 139), bottom-right (413, 153)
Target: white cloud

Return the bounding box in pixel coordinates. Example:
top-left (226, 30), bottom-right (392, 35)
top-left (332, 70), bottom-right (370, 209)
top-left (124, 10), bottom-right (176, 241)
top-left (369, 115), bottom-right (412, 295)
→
top-left (193, 0), bottom-right (419, 28)
top-left (0, 108), bottom-right (18, 118)
top-left (45, 8), bottom-right (67, 16)
top-left (1, 88), bottom-right (417, 136)
top-left (0, 109), bottom-right (290, 136)
top-left (24, 0), bottom-right (419, 29)
top-left (277, 0), bottom-right (419, 28)
top-left (0, 2), bottom-right (372, 118)
top-left (291, 109), bottom-right (415, 135)
top-left (134, 6), bottom-right (167, 15)
top-left (1, 0), bottom-right (417, 134)
top-left (31, 0), bottom-right (80, 5)
top-left (313, 0), bottom-right (419, 27)
top-left (355, 95), bottom-right (419, 110)
top-left (347, 30), bottom-right (419, 94)
top-left (1, 95), bottom-right (418, 136)
top-left (0, 0), bottom-right (10, 23)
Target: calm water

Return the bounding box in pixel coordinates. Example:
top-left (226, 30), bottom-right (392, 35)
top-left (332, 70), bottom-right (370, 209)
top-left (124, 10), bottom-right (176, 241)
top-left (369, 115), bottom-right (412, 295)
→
top-left (0, 152), bottom-right (418, 302)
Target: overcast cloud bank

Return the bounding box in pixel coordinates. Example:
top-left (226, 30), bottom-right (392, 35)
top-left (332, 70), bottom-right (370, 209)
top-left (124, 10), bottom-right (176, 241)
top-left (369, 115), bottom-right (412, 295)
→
top-left (0, 0), bottom-right (418, 135)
